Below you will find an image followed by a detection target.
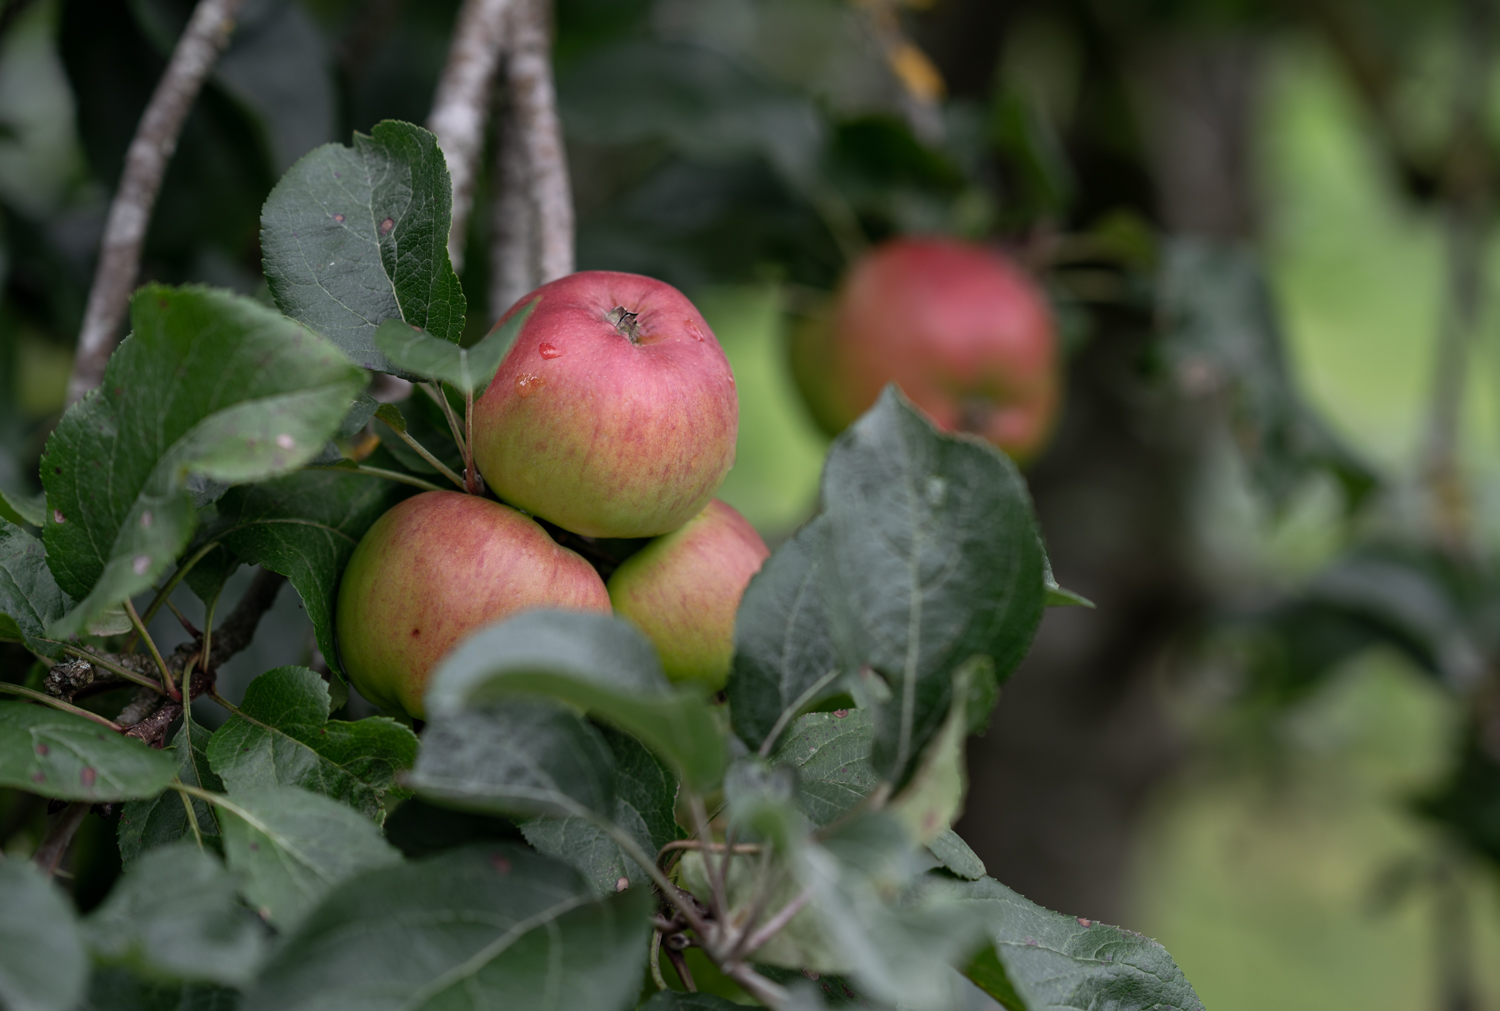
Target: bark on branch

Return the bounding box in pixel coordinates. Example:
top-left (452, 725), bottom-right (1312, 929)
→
top-left (67, 0), bottom-right (247, 405)
top-left (428, 0), bottom-right (517, 273)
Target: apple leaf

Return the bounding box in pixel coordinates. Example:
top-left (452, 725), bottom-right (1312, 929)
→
top-left (371, 300), bottom-right (536, 394)
top-left (243, 844), bottom-right (652, 1011)
top-left (0, 859), bottom-right (87, 1011)
top-left (210, 470), bottom-right (407, 679)
top-left (410, 698), bottom-right (618, 821)
top-left (261, 120), bottom-right (466, 373)
top-left (0, 519), bottom-right (69, 657)
top-left (944, 876), bottom-right (1205, 1011)
top-left (520, 725), bottom-right (682, 894)
top-left (78, 969), bottom-right (238, 1011)
top-left (41, 285), bottom-right (365, 637)
top-left (215, 784), bottom-right (402, 931)
top-left (118, 718), bottom-right (224, 863)
top-left (0, 487), bottom-right (44, 528)
top-left (771, 708), bottom-right (877, 828)
top-left (84, 843), bottom-right (267, 986)
top-left (638, 995), bottom-right (745, 1011)
top-left (818, 387), bottom-right (1046, 787)
top-left (928, 829), bottom-right (986, 881)
top-left (425, 610), bottom-right (728, 791)
top-left (0, 703), bottom-right (178, 801)
top-left (206, 666), bottom-right (417, 820)
top-left (727, 516), bottom-right (843, 754)
top-left (1043, 557), bottom-right (1093, 609)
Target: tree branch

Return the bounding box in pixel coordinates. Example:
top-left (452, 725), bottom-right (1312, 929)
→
top-left (206, 568), bottom-right (287, 668)
top-left (33, 802), bottom-right (90, 877)
top-left (67, 0), bottom-right (247, 405)
top-left (504, 0), bottom-right (573, 286)
top-left (490, 86), bottom-right (538, 317)
top-left (428, 0), bottom-right (517, 273)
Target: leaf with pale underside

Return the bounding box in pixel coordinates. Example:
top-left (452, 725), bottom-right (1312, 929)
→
top-left (372, 300), bottom-right (535, 393)
top-left (261, 120), bottom-right (466, 373)
top-left (242, 844), bottom-right (652, 1011)
top-left (40, 285), bottom-right (364, 637)
top-left (0, 703), bottom-right (178, 801)
top-left (207, 666), bottom-right (417, 820)
top-left (215, 784), bottom-right (402, 931)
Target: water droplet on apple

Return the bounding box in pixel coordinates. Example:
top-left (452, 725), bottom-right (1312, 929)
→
top-left (515, 373), bottom-right (544, 398)
top-left (538, 342), bottom-right (562, 360)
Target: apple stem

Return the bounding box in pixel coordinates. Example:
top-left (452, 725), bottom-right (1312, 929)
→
top-left (422, 382), bottom-right (469, 458)
top-left (463, 388), bottom-right (478, 494)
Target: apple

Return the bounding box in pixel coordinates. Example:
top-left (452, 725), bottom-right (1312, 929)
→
top-left (606, 499), bottom-right (768, 690)
top-left (472, 271), bottom-right (738, 539)
top-left (791, 237), bottom-right (1061, 462)
top-left (335, 490), bottom-right (610, 718)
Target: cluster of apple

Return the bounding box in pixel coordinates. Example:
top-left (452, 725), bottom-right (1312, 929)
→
top-left (336, 238), bottom-right (1058, 719)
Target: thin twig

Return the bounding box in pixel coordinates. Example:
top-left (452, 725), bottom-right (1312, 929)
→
top-left (33, 802), bottom-right (90, 876)
top-left (463, 388), bottom-right (478, 493)
top-left (385, 423), bottom-right (468, 490)
top-left (687, 792), bottom-right (728, 921)
top-left (739, 887), bottom-right (813, 958)
top-left (665, 946), bottom-right (697, 993)
top-left (598, 821), bottom-right (714, 941)
top-left (125, 598), bottom-right (178, 700)
top-left (649, 930), bottom-right (668, 991)
top-left (130, 540), bottom-right (221, 648)
top-left (0, 683), bottom-right (125, 731)
top-left (657, 840), bottom-right (763, 860)
top-left (63, 646), bottom-right (168, 695)
top-left (422, 382), bottom-right (469, 457)
top-left (164, 598), bottom-right (200, 638)
top-left (310, 464), bottom-right (446, 493)
top-left (428, 0), bottom-right (516, 272)
top-left (505, 0), bottom-right (573, 284)
top-left (66, 0), bottom-right (247, 404)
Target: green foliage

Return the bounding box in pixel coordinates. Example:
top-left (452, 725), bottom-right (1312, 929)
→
top-left (261, 120), bottom-right (466, 373)
top-left (371, 300), bottom-right (535, 393)
top-left (0, 519), bottom-right (69, 655)
top-left (0, 703), bottom-right (178, 801)
top-left (40, 285), bottom-right (364, 635)
top-left (0, 859), bottom-right (87, 1011)
top-left (206, 666), bottom-right (417, 820)
top-left (242, 845), bottom-right (652, 1011)
top-left (118, 718), bottom-right (223, 862)
top-left (83, 844), bottom-right (266, 986)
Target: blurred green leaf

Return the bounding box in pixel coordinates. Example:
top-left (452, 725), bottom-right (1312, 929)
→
top-left (210, 469), bottom-right (407, 679)
top-left (0, 703), bottom-right (177, 801)
top-left (118, 718), bottom-right (223, 863)
top-left (84, 843), bottom-right (266, 986)
top-left (0, 858), bottom-right (87, 1011)
top-left (77, 967), bottom-right (238, 1011)
top-left (40, 285), bottom-right (365, 637)
top-left (426, 610), bottom-right (727, 791)
top-left (0, 488), bottom-right (44, 527)
top-left (206, 666), bottom-right (417, 820)
top-left (372, 301), bottom-right (535, 393)
top-left (819, 388), bottom-right (1045, 786)
top-left (261, 120), bottom-right (466, 373)
top-left (0, 519), bottom-right (69, 656)
top-left (216, 784), bottom-right (401, 931)
top-left (243, 844), bottom-right (652, 1011)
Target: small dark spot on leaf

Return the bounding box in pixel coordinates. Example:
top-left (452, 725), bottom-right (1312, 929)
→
top-left (30, 771), bottom-right (44, 783)
top-left (333, 213), bottom-right (345, 223)
top-left (1077, 917), bottom-right (1091, 927)
top-left (802, 970), bottom-right (820, 981)
top-left (80, 767), bottom-right (96, 787)
top-left (491, 853), bottom-right (511, 874)
top-left (53, 466), bottom-right (60, 475)
top-left (249, 842), bottom-right (259, 851)
top-left (35, 743), bottom-right (48, 756)
top-left (833, 709), bottom-right (848, 718)
top-left (379, 217), bottom-right (395, 236)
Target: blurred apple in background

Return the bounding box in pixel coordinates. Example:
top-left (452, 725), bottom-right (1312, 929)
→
top-left (607, 499), bottom-right (769, 691)
top-left (336, 491), bottom-right (610, 717)
top-left (472, 270), bottom-right (739, 538)
top-left (792, 237), bottom-right (1061, 462)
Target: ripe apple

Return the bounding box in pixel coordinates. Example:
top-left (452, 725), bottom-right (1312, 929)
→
top-left (335, 490), bottom-right (610, 717)
top-left (792, 237), bottom-right (1061, 462)
top-left (471, 271), bottom-right (738, 539)
top-left (606, 499), bottom-right (768, 690)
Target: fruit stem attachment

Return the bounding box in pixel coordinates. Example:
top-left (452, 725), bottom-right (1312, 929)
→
top-left (463, 387), bottom-right (479, 494)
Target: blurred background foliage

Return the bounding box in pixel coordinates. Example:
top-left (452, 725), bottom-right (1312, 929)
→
top-left (3, 0), bottom-right (1500, 1007)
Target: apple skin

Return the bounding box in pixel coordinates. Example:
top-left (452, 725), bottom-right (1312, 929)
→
top-left (792, 237), bottom-right (1061, 462)
top-left (335, 490), bottom-right (610, 718)
top-left (472, 271), bottom-right (738, 539)
top-left (606, 499), bottom-right (769, 690)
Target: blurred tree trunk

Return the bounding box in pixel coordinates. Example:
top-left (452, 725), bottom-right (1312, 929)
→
top-left (919, 3), bottom-right (1264, 923)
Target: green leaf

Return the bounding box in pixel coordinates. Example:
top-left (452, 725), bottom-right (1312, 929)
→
top-left (0, 703), bottom-right (178, 801)
top-left (119, 718), bottom-right (224, 862)
top-left (84, 843), bottom-right (266, 986)
top-left (410, 699), bottom-right (617, 821)
top-left (638, 994), bottom-right (744, 1010)
top-left (41, 285), bottom-right (365, 637)
top-left (771, 708), bottom-right (877, 828)
top-left (1043, 557), bottom-right (1093, 609)
top-left (215, 784), bottom-right (402, 931)
top-left (78, 968), bottom-right (238, 1011)
top-left (0, 519), bottom-right (69, 656)
top-left (372, 301), bottom-right (535, 393)
top-left (727, 516), bottom-right (843, 754)
top-left (426, 610), bottom-right (728, 791)
top-left (0, 487), bottom-right (44, 527)
top-left (927, 829), bottom-right (986, 881)
top-left (945, 876), bottom-right (1203, 1011)
top-left (261, 120), bottom-right (466, 373)
top-left (243, 844), bottom-right (653, 1011)
top-left (521, 724), bottom-right (681, 894)
top-left (0, 859), bottom-right (87, 1011)
top-left (819, 387), bottom-right (1045, 786)
top-left (210, 470), bottom-right (406, 679)
top-left (206, 666), bottom-right (417, 820)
